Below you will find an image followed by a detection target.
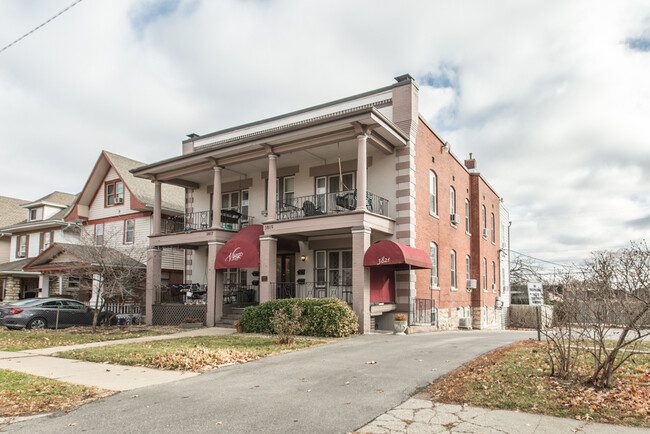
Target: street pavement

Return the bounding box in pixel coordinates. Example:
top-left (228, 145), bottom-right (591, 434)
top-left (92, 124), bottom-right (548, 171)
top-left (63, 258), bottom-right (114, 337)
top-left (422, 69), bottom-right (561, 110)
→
top-left (1, 329), bottom-right (646, 433)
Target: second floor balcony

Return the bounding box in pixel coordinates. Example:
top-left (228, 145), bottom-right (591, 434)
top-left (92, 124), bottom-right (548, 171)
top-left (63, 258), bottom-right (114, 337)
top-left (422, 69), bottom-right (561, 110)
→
top-left (161, 210), bottom-right (254, 235)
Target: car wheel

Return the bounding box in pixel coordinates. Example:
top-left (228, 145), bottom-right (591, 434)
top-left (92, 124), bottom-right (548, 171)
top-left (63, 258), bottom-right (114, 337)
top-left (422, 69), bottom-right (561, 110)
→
top-left (27, 317), bottom-right (47, 329)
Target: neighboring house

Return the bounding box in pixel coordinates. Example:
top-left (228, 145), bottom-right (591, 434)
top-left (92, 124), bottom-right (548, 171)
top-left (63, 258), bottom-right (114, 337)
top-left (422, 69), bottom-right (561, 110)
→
top-left (0, 192), bottom-right (78, 301)
top-left (23, 151), bottom-right (185, 303)
top-left (0, 196), bottom-right (30, 265)
top-left (132, 74), bottom-right (504, 332)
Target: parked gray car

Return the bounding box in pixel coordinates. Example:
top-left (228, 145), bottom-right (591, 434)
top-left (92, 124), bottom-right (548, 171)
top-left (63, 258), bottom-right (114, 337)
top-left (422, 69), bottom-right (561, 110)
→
top-left (0, 298), bottom-right (116, 329)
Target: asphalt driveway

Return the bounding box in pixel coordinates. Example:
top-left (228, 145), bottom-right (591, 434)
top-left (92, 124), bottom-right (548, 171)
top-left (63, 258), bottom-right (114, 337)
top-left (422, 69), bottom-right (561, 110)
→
top-left (3, 330), bottom-right (535, 433)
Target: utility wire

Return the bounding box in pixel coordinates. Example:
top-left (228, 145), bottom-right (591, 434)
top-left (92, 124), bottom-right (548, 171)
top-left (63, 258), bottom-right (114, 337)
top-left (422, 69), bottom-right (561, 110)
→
top-left (510, 249), bottom-right (583, 269)
top-left (0, 0), bottom-right (85, 54)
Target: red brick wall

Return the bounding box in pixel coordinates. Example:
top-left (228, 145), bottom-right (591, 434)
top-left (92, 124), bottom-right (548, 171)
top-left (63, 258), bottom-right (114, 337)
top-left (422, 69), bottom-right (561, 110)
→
top-left (413, 118), bottom-right (501, 313)
top-left (413, 119), bottom-right (472, 312)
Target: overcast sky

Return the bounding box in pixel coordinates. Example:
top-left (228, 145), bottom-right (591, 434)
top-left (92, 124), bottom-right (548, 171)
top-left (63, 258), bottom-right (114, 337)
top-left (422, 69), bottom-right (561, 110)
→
top-left (1, 0), bottom-right (649, 267)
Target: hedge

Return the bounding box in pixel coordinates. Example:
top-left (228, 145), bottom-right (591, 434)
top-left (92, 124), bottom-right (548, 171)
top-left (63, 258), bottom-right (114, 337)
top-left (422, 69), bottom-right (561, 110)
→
top-left (240, 298), bottom-right (358, 337)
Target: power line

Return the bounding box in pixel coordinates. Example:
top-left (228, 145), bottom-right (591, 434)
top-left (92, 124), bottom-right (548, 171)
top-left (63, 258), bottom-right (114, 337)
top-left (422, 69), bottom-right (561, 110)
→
top-left (0, 0), bottom-right (86, 54)
top-left (510, 249), bottom-right (582, 269)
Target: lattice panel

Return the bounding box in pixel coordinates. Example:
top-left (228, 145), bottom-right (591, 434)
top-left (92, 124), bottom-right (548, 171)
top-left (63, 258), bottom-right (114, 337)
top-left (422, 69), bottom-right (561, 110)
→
top-left (152, 304), bottom-right (206, 326)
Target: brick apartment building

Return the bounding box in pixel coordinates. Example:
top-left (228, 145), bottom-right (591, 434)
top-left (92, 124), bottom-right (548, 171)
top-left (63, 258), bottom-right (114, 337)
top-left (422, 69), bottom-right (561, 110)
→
top-left (131, 74), bottom-right (506, 332)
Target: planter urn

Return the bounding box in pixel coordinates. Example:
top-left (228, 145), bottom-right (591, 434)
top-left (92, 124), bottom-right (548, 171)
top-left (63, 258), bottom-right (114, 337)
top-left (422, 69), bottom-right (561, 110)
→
top-left (394, 320), bottom-right (408, 335)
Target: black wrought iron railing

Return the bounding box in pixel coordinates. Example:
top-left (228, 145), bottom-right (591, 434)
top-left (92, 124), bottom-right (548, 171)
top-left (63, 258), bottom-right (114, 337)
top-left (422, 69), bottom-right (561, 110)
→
top-left (223, 284), bottom-right (258, 304)
top-left (410, 298), bottom-right (436, 326)
top-left (275, 190), bottom-right (389, 221)
top-left (274, 281), bottom-right (353, 305)
top-left (161, 210), bottom-right (254, 234)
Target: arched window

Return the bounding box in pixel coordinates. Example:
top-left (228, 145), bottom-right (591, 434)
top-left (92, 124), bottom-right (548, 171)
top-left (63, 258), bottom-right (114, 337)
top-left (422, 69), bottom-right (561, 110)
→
top-left (490, 213), bottom-right (495, 243)
top-left (482, 257), bottom-right (487, 291)
top-left (451, 250), bottom-right (457, 289)
top-left (429, 171), bottom-right (437, 215)
top-left (430, 242), bottom-right (438, 288)
top-left (449, 186), bottom-right (456, 218)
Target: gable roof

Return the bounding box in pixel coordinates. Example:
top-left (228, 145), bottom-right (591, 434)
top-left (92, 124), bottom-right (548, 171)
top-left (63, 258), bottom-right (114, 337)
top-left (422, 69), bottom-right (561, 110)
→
top-left (25, 242), bottom-right (145, 272)
top-left (0, 192), bottom-right (77, 233)
top-left (0, 196), bottom-right (29, 228)
top-left (70, 151), bottom-right (184, 219)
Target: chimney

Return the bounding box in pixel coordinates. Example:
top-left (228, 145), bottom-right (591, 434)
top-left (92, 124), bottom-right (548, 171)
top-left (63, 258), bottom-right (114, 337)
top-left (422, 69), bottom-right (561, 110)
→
top-left (464, 153), bottom-right (477, 171)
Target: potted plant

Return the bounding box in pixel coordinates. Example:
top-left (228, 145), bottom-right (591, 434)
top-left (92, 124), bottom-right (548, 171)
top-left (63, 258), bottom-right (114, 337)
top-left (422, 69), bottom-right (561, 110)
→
top-left (180, 317), bottom-right (203, 329)
top-left (233, 319), bottom-right (243, 333)
top-left (393, 313), bottom-right (408, 335)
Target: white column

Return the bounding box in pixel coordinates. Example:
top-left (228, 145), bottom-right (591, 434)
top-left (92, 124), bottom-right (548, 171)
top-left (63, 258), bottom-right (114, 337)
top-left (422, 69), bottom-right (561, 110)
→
top-left (259, 235), bottom-right (277, 303)
top-left (352, 226), bottom-right (371, 333)
top-left (145, 248), bottom-right (162, 325)
top-left (153, 180), bottom-right (162, 235)
top-left (38, 275), bottom-right (49, 297)
top-left (58, 275), bottom-right (63, 295)
top-left (267, 154), bottom-right (278, 221)
top-left (356, 134), bottom-right (368, 211)
top-left (90, 273), bottom-right (102, 308)
top-left (211, 166), bottom-right (222, 229)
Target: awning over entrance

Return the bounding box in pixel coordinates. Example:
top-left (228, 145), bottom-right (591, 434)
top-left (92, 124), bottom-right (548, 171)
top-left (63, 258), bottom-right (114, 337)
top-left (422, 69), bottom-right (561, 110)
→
top-left (215, 225), bottom-right (265, 269)
top-left (363, 240), bottom-right (432, 270)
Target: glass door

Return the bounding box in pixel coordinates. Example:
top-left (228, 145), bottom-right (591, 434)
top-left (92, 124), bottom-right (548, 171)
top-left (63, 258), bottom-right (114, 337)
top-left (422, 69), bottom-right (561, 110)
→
top-left (276, 254), bottom-right (295, 298)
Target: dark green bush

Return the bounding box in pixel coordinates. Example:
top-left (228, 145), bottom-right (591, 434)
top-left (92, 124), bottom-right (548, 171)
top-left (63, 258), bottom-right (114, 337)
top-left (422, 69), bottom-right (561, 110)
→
top-left (240, 298), bottom-right (358, 337)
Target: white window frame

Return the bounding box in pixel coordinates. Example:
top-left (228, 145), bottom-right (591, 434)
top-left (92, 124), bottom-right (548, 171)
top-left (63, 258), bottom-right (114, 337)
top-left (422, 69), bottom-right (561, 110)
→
top-left (449, 186), bottom-right (456, 217)
top-left (465, 199), bottom-right (470, 234)
top-left (483, 258), bottom-right (487, 292)
top-left (95, 224), bottom-right (104, 246)
top-left (450, 250), bottom-right (457, 290)
top-left (492, 261), bottom-right (496, 293)
top-left (491, 213), bottom-right (496, 243)
top-left (466, 255), bottom-right (471, 290)
top-left (430, 242), bottom-right (438, 289)
top-left (124, 219), bottom-right (135, 244)
top-left (429, 170), bottom-right (437, 216)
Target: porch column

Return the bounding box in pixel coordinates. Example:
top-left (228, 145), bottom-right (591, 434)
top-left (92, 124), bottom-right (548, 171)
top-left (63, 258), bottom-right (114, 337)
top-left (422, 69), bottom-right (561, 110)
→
top-left (90, 274), bottom-right (102, 307)
top-left (356, 133), bottom-right (368, 211)
top-left (211, 166), bottom-right (223, 229)
top-left (266, 153), bottom-right (278, 221)
top-left (145, 248), bottom-right (162, 325)
top-left (58, 275), bottom-right (63, 295)
top-left (38, 274), bottom-right (49, 297)
top-left (352, 226), bottom-right (371, 333)
top-left (259, 235), bottom-right (277, 303)
top-left (153, 180), bottom-right (162, 235)
top-left (206, 241), bottom-right (224, 326)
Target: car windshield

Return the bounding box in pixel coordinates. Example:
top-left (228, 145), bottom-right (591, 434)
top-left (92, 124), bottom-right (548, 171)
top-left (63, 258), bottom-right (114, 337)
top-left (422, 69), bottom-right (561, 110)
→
top-left (8, 299), bottom-right (47, 307)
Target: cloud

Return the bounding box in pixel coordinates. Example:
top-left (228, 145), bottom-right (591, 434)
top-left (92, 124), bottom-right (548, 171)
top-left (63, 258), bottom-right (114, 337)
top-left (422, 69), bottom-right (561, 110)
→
top-left (1, 0), bottom-right (649, 265)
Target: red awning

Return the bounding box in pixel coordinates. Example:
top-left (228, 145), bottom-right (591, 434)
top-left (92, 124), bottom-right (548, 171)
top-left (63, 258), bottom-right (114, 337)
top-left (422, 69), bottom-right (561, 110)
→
top-left (215, 225), bottom-right (265, 269)
top-left (363, 240), bottom-right (432, 270)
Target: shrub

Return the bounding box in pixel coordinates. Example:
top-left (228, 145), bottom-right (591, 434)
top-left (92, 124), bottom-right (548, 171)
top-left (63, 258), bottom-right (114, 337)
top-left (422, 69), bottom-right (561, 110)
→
top-left (240, 298), bottom-right (358, 338)
top-left (270, 303), bottom-right (305, 344)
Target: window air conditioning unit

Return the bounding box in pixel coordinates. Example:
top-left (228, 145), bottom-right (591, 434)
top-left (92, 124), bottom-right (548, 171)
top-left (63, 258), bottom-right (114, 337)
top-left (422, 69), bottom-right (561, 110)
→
top-left (115, 197), bottom-right (123, 204)
top-left (482, 228), bottom-right (490, 238)
top-left (467, 279), bottom-right (477, 289)
top-left (450, 213), bottom-right (460, 225)
top-left (459, 317), bottom-right (472, 329)
top-left (431, 276), bottom-right (438, 287)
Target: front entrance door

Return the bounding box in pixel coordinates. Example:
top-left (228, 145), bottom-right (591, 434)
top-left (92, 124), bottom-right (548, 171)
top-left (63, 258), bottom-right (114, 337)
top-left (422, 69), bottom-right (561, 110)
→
top-left (276, 254), bottom-right (295, 298)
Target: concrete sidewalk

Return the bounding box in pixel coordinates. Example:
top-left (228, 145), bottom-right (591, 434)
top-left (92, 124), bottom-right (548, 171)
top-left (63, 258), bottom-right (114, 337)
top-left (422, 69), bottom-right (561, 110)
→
top-left (0, 326), bottom-right (236, 391)
top-left (357, 393), bottom-right (649, 433)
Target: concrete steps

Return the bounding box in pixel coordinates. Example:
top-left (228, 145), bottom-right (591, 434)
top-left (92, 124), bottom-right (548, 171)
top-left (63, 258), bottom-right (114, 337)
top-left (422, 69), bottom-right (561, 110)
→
top-left (215, 307), bottom-right (246, 328)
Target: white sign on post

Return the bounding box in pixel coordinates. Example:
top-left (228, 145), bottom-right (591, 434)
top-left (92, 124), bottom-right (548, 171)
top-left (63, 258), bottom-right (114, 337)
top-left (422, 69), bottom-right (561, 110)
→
top-left (527, 282), bottom-right (544, 306)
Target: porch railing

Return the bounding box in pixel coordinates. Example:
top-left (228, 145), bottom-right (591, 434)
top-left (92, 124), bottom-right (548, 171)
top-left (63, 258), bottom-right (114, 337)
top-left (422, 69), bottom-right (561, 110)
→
top-left (276, 190), bottom-right (389, 221)
top-left (223, 284), bottom-right (258, 304)
top-left (409, 298), bottom-right (436, 326)
top-left (161, 210), bottom-right (254, 234)
top-left (274, 282), bottom-right (352, 305)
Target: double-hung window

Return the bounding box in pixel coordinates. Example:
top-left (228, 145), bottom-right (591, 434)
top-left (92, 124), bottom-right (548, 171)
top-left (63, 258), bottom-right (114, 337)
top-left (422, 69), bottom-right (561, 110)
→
top-left (491, 213), bottom-right (495, 243)
top-left (16, 235), bottom-right (28, 258)
top-left (466, 255), bottom-right (471, 290)
top-left (106, 181), bottom-right (124, 206)
top-left (95, 224), bottom-right (104, 246)
top-left (450, 250), bottom-right (457, 289)
top-left (482, 258), bottom-right (487, 292)
top-left (429, 171), bottom-right (437, 215)
top-left (492, 261), bottom-right (496, 292)
top-left (465, 199), bottom-right (470, 233)
top-left (124, 219), bottom-right (135, 244)
top-left (449, 186), bottom-right (456, 224)
top-left (430, 242), bottom-right (438, 288)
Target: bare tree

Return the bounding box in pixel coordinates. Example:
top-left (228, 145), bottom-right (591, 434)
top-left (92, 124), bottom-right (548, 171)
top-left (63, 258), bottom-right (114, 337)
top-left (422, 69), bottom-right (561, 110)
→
top-left (542, 241), bottom-right (650, 388)
top-left (66, 229), bottom-right (146, 331)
